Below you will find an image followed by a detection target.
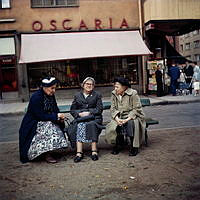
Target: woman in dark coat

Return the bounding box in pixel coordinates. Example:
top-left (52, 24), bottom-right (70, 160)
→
top-left (69, 77), bottom-right (103, 163)
top-left (19, 77), bottom-right (68, 163)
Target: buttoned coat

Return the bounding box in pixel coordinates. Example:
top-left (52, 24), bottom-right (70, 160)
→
top-left (105, 88), bottom-right (146, 147)
top-left (68, 90), bottom-right (103, 146)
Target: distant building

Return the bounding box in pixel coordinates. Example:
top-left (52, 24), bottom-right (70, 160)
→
top-left (178, 29), bottom-right (200, 65)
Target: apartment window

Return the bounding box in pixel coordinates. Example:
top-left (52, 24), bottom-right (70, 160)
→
top-left (185, 43), bottom-right (190, 50)
top-left (31, 0), bottom-right (79, 7)
top-left (194, 40), bottom-right (200, 48)
top-left (194, 54), bottom-right (200, 61)
top-left (180, 44), bottom-right (183, 52)
top-left (0, 0), bottom-right (11, 8)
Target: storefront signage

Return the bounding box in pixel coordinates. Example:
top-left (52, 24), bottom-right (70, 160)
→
top-left (0, 56), bottom-right (16, 64)
top-left (32, 18), bottom-right (129, 32)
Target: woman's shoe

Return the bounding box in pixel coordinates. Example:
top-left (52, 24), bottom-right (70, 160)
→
top-left (91, 150), bottom-right (99, 161)
top-left (129, 147), bottom-right (139, 156)
top-left (111, 146), bottom-right (120, 155)
top-left (74, 152), bottom-right (83, 163)
top-left (45, 153), bottom-right (57, 164)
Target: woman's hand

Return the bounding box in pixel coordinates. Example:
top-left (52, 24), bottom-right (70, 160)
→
top-left (79, 111), bottom-right (90, 117)
top-left (58, 113), bottom-right (65, 120)
top-left (121, 117), bottom-right (131, 124)
top-left (115, 116), bottom-right (124, 126)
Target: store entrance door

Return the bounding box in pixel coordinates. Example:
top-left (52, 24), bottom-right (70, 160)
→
top-left (0, 56), bottom-right (17, 94)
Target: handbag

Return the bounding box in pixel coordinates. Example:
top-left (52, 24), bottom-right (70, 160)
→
top-left (64, 119), bottom-right (77, 148)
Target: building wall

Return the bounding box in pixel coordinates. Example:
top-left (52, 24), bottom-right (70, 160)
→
top-left (0, 0), bottom-right (140, 32)
top-left (143, 0), bottom-right (200, 22)
top-left (178, 29), bottom-right (200, 64)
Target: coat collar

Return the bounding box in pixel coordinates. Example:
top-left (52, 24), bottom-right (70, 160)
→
top-left (112, 88), bottom-right (134, 97)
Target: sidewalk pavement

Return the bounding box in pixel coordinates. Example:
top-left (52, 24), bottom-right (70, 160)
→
top-left (0, 94), bottom-right (200, 115)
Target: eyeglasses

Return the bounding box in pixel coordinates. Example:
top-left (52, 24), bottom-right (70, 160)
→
top-left (85, 83), bottom-right (94, 86)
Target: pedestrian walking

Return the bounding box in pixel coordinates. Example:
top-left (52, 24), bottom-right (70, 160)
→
top-left (168, 63), bottom-right (180, 96)
top-left (192, 61), bottom-right (200, 96)
top-left (184, 61), bottom-right (194, 94)
top-left (19, 76), bottom-right (68, 163)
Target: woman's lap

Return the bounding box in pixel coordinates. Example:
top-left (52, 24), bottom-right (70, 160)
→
top-left (28, 121), bottom-right (68, 160)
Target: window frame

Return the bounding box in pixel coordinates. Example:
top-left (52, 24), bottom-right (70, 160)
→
top-left (194, 54), bottom-right (200, 62)
top-left (31, 0), bottom-right (79, 8)
top-left (185, 43), bottom-right (190, 50)
top-left (0, 0), bottom-right (11, 9)
top-left (194, 40), bottom-right (200, 49)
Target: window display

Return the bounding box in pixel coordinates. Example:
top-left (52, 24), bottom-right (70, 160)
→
top-left (27, 56), bottom-right (139, 91)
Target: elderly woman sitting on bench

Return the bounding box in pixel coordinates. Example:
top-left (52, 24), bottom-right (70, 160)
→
top-left (68, 77), bottom-right (103, 163)
top-left (105, 77), bottom-right (146, 156)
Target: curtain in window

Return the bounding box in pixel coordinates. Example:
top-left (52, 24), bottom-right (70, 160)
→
top-left (56, 0), bottom-right (67, 5)
top-left (2, 0), bottom-right (10, 8)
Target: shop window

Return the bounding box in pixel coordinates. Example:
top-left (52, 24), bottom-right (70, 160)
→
top-left (0, 0), bottom-right (10, 8)
top-left (31, 0), bottom-right (79, 7)
top-left (27, 56), bottom-right (139, 91)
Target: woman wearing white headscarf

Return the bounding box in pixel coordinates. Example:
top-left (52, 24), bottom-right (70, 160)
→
top-left (19, 77), bottom-right (68, 163)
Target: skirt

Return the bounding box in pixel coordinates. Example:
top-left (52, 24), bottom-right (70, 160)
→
top-left (76, 122), bottom-right (92, 143)
top-left (28, 121), bottom-right (68, 160)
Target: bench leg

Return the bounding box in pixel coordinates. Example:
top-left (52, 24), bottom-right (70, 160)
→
top-left (145, 128), bottom-right (148, 147)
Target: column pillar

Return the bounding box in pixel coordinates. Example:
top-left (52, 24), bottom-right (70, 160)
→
top-left (15, 34), bottom-right (29, 102)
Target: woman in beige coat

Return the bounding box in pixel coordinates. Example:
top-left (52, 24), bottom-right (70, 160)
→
top-left (105, 77), bottom-right (146, 156)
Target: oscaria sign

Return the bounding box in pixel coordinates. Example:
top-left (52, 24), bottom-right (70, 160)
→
top-left (32, 18), bottom-right (129, 32)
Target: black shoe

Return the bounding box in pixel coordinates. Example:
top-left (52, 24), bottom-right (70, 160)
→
top-left (74, 152), bottom-right (83, 163)
top-left (111, 146), bottom-right (120, 155)
top-left (91, 150), bottom-right (99, 161)
top-left (129, 147), bottom-right (138, 156)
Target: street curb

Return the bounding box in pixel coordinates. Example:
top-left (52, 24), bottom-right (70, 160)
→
top-left (0, 99), bottom-right (200, 116)
top-left (151, 99), bottom-right (200, 106)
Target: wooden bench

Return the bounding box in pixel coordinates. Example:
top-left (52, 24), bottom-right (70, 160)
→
top-left (58, 98), bottom-right (159, 147)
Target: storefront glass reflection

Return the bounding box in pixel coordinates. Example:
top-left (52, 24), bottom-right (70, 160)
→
top-left (27, 56), bottom-right (138, 90)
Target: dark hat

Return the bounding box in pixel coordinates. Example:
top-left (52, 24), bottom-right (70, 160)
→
top-left (41, 77), bottom-right (59, 87)
top-left (113, 77), bottom-right (131, 88)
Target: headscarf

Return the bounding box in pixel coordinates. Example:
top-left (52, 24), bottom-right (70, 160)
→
top-left (41, 77), bottom-right (59, 87)
top-left (81, 77), bottom-right (95, 87)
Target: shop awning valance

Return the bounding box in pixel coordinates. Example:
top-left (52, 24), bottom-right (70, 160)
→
top-left (19, 30), bottom-right (152, 64)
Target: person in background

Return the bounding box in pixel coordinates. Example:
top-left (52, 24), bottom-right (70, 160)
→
top-left (105, 77), bottom-right (146, 156)
top-left (192, 61), bottom-right (200, 96)
top-left (69, 77), bottom-right (103, 163)
top-left (19, 77), bottom-right (68, 163)
top-left (155, 64), bottom-right (164, 97)
top-left (184, 61), bottom-right (194, 94)
top-left (168, 62), bottom-right (180, 96)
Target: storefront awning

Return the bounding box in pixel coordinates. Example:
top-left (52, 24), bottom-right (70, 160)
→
top-left (19, 31), bottom-right (152, 64)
